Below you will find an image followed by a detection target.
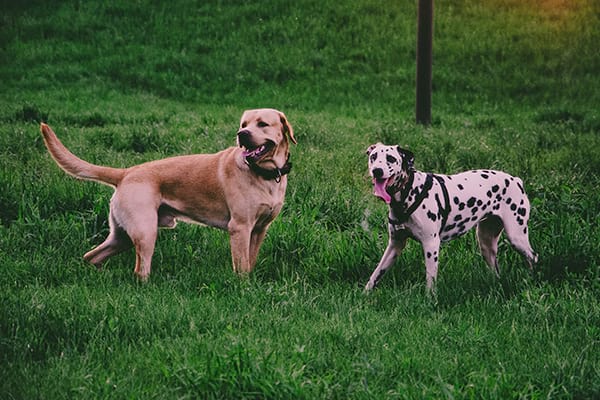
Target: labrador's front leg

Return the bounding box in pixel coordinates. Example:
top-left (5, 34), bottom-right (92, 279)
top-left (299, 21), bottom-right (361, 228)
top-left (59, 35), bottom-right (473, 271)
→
top-left (248, 226), bottom-right (269, 270)
top-left (228, 220), bottom-right (252, 274)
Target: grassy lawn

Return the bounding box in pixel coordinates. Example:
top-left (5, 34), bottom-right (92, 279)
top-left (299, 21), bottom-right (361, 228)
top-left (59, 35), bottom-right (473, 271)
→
top-left (1, 0), bottom-right (599, 398)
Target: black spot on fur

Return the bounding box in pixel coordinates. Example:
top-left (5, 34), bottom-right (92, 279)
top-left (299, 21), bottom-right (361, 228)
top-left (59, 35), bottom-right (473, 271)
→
top-left (487, 191), bottom-right (492, 198)
top-left (471, 207), bottom-right (479, 214)
top-left (467, 197), bottom-right (476, 207)
top-left (453, 196), bottom-right (460, 205)
top-left (510, 204), bottom-right (517, 211)
top-left (506, 197), bottom-right (512, 204)
top-left (454, 214), bottom-right (462, 222)
top-left (481, 173), bottom-right (489, 179)
top-left (517, 207), bottom-right (526, 216)
top-left (427, 211), bottom-right (437, 221)
top-left (458, 203), bottom-right (465, 211)
top-left (505, 179), bottom-right (510, 187)
top-left (458, 184), bottom-right (464, 190)
top-left (477, 199), bottom-right (483, 206)
top-left (492, 185), bottom-right (499, 192)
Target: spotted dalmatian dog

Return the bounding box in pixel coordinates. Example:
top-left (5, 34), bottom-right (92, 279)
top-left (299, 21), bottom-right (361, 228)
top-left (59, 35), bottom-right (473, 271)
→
top-left (365, 143), bottom-right (538, 292)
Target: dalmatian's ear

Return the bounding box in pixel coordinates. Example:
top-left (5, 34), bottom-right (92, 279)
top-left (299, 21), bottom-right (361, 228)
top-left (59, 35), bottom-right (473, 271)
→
top-left (366, 144), bottom-right (378, 155)
top-left (397, 146), bottom-right (415, 170)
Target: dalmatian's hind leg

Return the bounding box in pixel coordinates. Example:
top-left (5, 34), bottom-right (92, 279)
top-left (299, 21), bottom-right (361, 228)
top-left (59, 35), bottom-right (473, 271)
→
top-left (476, 216), bottom-right (504, 277)
top-left (502, 216), bottom-right (538, 271)
top-left (422, 238), bottom-right (441, 293)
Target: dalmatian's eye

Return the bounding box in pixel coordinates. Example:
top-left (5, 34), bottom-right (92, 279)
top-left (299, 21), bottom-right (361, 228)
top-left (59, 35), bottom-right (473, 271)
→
top-left (386, 154), bottom-right (397, 163)
top-left (370, 152), bottom-right (378, 162)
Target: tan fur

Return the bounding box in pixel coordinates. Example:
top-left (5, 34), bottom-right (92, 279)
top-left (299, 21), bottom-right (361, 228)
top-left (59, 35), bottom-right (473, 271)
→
top-left (41, 108), bottom-right (296, 280)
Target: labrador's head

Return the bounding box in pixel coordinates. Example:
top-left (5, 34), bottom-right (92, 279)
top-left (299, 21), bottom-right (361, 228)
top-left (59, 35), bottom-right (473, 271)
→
top-left (237, 109), bottom-right (296, 168)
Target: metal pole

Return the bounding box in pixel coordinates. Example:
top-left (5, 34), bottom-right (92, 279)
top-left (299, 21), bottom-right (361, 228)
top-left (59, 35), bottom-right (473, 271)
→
top-left (416, 0), bottom-right (433, 125)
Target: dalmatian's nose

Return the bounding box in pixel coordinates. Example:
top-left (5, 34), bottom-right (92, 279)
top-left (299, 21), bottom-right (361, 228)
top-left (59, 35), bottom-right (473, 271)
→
top-left (372, 168), bottom-right (384, 179)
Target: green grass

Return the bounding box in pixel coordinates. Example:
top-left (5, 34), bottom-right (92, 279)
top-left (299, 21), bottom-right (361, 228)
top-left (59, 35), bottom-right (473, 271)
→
top-left (1, 0), bottom-right (600, 398)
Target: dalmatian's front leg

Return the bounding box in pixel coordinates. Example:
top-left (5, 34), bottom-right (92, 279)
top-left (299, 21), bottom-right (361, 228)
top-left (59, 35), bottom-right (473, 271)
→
top-left (421, 237), bottom-right (441, 293)
top-left (365, 236), bottom-right (408, 291)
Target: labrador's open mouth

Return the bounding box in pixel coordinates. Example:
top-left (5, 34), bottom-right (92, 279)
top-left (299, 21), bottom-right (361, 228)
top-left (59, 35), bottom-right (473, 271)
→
top-left (241, 141), bottom-right (274, 162)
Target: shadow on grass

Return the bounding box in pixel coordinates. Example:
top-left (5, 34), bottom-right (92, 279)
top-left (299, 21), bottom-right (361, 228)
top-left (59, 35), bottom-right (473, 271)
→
top-left (539, 253), bottom-right (593, 283)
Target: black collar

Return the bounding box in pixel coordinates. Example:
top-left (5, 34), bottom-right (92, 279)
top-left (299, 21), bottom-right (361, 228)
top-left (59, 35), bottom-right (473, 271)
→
top-left (245, 155), bottom-right (292, 182)
top-left (389, 172), bottom-right (433, 225)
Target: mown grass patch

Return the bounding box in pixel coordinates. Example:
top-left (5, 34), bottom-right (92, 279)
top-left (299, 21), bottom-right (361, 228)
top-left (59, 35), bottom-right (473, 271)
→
top-left (1, 0), bottom-right (599, 398)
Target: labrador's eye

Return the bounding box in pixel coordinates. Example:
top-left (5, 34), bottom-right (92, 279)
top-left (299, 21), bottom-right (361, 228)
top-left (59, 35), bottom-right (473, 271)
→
top-left (257, 121), bottom-right (269, 128)
top-left (241, 122), bottom-right (248, 128)
top-left (386, 154), bottom-right (397, 163)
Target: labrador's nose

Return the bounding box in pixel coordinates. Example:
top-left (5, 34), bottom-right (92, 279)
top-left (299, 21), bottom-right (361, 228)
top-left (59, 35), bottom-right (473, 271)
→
top-left (237, 129), bottom-right (253, 146)
top-left (237, 129), bottom-right (251, 139)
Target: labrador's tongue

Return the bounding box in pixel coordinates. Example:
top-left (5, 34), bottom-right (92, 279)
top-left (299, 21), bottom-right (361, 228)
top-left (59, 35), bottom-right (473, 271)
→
top-left (373, 178), bottom-right (391, 204)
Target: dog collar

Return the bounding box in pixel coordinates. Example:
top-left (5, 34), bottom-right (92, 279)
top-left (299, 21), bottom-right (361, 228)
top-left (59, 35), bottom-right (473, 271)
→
top-left (389, 172), bottom-right (433, 224)
top-left (245, 155), bottom-right (292, 183)
top-left (388, 172), bottom-right (452, 232)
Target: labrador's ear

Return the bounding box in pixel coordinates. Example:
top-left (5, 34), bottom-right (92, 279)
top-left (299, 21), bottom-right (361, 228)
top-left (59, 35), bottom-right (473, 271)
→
top-left (279, 112), bottom-right (297, 144)
top-left (397, 146), bottom-right (415, 170)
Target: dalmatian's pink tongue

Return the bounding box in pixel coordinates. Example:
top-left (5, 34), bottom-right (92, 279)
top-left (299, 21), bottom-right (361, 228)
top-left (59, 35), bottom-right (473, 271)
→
top-left (373, 178), bottom-right (392, 204)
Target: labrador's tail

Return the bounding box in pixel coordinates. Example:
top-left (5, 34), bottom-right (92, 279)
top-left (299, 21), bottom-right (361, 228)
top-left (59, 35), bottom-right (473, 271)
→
top-left (40, 123), bottom-right (125, 187)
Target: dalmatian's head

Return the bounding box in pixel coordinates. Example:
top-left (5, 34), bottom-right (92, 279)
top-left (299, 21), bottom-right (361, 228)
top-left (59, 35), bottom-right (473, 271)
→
top-left (366, 143), bottom-right (414, 204)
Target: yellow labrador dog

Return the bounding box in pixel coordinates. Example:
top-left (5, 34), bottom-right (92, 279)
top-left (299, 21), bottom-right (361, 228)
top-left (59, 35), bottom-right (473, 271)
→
top-left (40, 109), bottom-right (296, 280)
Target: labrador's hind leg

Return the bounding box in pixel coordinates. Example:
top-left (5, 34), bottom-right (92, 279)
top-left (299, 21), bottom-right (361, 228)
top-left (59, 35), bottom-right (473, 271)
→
top-left (84, 215), bottom-right (133, 267)
top-left (111, 187), bottom-right (160, 281)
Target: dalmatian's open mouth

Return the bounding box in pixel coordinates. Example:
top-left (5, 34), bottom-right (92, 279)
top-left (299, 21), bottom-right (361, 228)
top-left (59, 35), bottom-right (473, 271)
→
top-left (373, 177), bottom-right (394, 204)
top-left (241, 141), bottom-right (274, 162)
